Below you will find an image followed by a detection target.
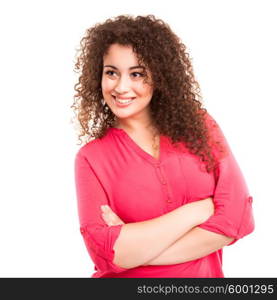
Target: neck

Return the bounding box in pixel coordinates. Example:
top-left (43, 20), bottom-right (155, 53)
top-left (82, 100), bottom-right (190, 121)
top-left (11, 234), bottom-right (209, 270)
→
top-left (114, 118), bottom-right (157, 135)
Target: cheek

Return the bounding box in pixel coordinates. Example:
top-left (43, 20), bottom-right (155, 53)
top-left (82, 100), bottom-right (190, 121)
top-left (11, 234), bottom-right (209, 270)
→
top-left (143, 86), bottom-right (154, 99)
top-left (135, 83), bottom-right (153, 98)
top-left (101, 78), bottom-right (114, 93)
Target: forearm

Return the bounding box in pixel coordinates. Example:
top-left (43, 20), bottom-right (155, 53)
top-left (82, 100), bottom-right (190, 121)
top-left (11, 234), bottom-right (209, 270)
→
top-left (113, 199), bottom-right (212, 269)
top-left (144, 227), bottom-right (234, 266)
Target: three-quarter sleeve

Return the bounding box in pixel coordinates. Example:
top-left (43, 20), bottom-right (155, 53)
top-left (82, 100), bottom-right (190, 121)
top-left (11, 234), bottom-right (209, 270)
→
top-left (198, 113), bottom-right (255, 245)
top-left (74, 151), bottom-right (128, 276)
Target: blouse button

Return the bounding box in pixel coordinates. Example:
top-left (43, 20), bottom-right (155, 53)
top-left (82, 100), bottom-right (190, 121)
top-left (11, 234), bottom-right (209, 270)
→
top-left (80, 228), bottom-right (85, 234)
top-left (166, 199), bottom-right (172, 203)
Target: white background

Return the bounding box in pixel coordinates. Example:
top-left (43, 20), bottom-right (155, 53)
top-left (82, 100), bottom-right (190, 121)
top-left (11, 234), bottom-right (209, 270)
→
top-left (0, 0), bottom-right (276, 277)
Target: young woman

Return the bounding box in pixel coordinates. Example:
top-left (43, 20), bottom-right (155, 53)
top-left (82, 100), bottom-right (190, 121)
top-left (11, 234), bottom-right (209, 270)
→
top-left (72, 15), bottom-right (254, 278)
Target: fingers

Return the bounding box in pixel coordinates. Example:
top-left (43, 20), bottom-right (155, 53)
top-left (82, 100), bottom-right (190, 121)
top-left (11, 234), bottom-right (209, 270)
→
top-left (100, 205), bottom-right (124, 226)
top-left (101, 205), bottom-right (113, 226)
top-left (101, 212), bottom-right (115, 226)
top-left (101, 205), bottom-right (110, 212)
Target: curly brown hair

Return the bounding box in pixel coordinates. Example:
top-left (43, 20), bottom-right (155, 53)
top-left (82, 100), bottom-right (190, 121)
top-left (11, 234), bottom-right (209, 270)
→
top-left (71, 14), bottom-right (225, 173)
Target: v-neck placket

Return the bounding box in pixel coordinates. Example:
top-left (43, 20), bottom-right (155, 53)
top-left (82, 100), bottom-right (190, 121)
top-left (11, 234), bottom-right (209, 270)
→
top-left (110, 127), bottom-right (165, 167)
top-left (110, 127), bottom-right (175, 205)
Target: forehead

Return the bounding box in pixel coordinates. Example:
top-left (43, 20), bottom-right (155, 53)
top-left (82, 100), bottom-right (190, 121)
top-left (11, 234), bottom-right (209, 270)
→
top-left (103, 44), bottom-right (139, 66)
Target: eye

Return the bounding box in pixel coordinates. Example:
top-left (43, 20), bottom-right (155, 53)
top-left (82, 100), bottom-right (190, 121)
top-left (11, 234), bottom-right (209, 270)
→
top-left (131, 72), bottom-right (144, 78)
top-left (105, 70), bottom-right (117, 77)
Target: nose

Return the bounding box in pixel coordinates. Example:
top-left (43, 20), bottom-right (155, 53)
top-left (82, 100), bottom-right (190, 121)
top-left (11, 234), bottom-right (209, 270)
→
top-left (114, 74), bottom-right (131, 94)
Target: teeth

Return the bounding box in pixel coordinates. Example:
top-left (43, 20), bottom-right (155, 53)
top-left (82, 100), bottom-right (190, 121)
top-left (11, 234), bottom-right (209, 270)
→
top-left (113, 96), bottom-right (135, 104)
top-left (117, 99), bottom-right (133, 103)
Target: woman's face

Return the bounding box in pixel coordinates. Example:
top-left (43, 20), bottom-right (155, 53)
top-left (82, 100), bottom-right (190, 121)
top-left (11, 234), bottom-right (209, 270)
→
top-left (101, 43), bottom-right (154, 126)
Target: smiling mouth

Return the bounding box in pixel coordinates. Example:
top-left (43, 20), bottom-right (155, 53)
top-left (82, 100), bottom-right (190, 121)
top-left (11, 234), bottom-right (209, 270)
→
top-left (112, 95), bottom-right (136, 105)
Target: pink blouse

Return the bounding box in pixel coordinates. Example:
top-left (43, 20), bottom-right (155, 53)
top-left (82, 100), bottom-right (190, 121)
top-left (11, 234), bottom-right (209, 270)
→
top-left (74, 112), bottom-right (254, 278)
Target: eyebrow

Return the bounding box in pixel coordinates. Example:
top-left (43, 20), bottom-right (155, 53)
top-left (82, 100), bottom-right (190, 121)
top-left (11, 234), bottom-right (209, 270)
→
top-left (103, 65), bottom-right (146, 70)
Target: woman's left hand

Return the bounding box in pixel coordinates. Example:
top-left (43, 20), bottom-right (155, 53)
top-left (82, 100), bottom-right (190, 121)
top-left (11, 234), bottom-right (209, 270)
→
top-left (101, 205), bottom-right (125, 226)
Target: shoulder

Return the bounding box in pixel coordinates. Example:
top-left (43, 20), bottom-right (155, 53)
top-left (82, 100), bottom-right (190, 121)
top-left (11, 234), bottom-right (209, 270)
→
top-left (74, 130), bottom-right (115, 173)
top-left (201, 110), bottom-right (230, 160)
top-left (75, 128), bottom-right (115, 159)
top-left (76, 139), bottom-right (100, 157)
top-left (201, 110), bottom-right (219, 129)
top-left (75, 131), bottom-right (112, 161)
top-left (201, 110), bottom-right (224, 139)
